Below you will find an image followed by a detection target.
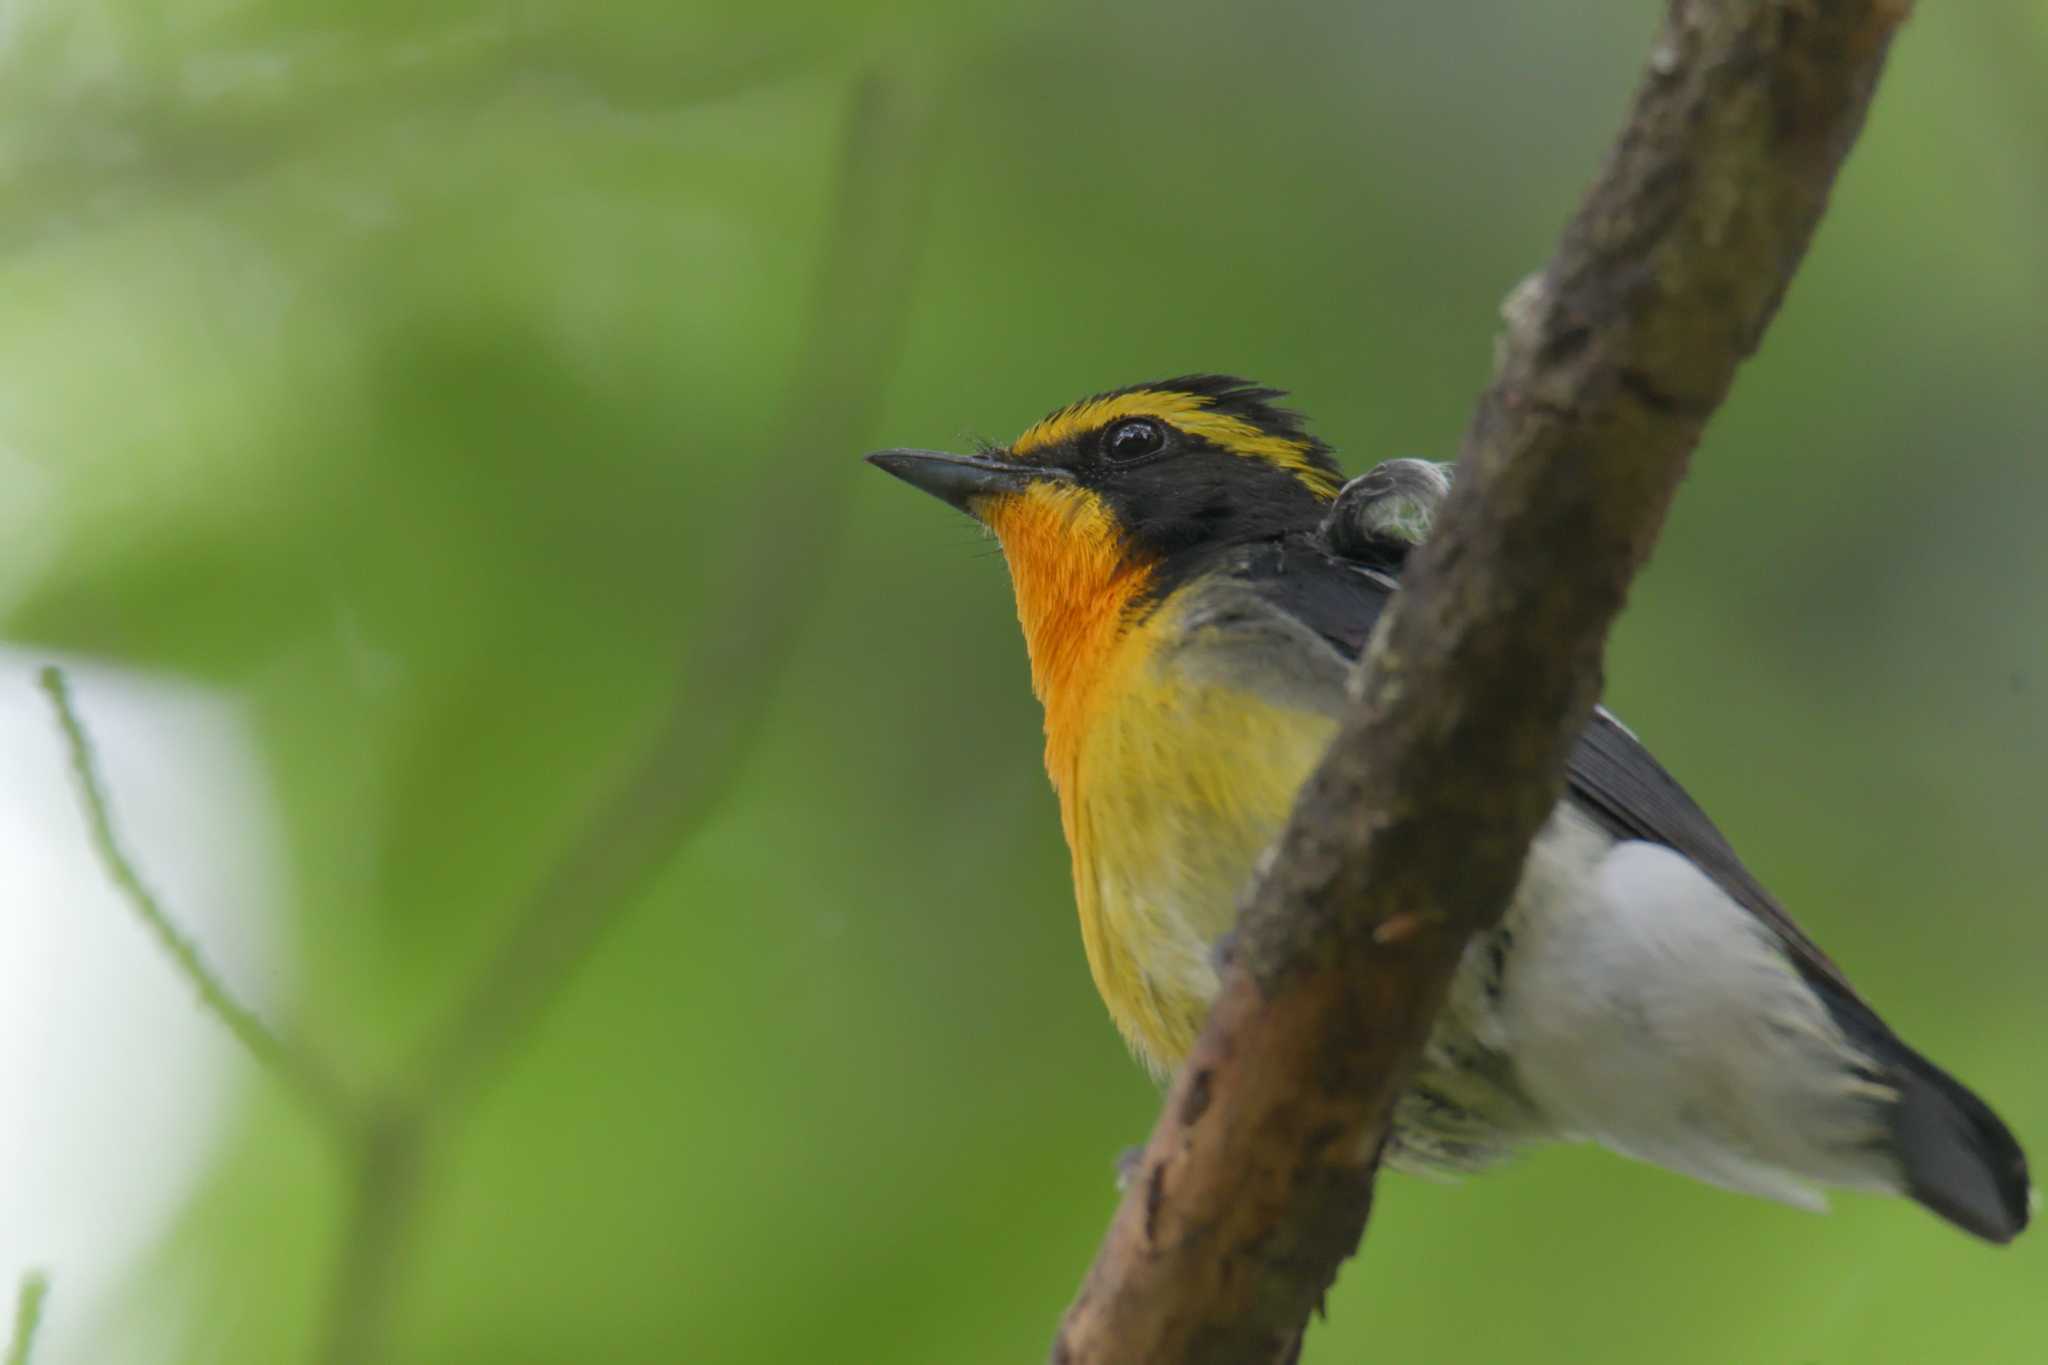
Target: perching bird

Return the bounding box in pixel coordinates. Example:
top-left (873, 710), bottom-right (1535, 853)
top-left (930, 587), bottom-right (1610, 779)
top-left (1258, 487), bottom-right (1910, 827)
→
top-left (867, 375), bottom-right (2030, 1243)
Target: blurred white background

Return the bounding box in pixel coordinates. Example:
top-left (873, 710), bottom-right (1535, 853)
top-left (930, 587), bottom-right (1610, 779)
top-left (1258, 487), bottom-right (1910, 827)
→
top-left (0, 652), bottom-right (280, 1362)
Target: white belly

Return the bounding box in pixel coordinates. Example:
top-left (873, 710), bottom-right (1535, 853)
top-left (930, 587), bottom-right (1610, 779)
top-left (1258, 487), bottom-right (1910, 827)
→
top-left (1500, 833), bottom-right (1895, 1205)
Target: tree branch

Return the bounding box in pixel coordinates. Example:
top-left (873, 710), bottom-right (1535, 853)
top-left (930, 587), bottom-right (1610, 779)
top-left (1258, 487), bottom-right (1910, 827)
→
top-left (5, 1272), bottom-right (47, 1365)
top-left (1052, 3), bottom-right (1910, 1361)
top-left (310, 65), bottom-right (943, 1365)
top-left (37, 58), bottom-right (943, 1365)
top-left (400, 65), bottom-right (942, 1117)
top-left (38, 667), bottom-right (360, 1135)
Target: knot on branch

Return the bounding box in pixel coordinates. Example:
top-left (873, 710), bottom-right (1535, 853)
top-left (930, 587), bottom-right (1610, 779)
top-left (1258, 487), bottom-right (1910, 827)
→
top-left (1318, 459), bottom-right (1454, 565)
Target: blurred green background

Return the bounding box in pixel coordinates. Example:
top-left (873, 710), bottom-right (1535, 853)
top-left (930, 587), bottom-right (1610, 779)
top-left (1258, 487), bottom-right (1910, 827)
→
top-left (5, 1), bottom-right (2045, 1361)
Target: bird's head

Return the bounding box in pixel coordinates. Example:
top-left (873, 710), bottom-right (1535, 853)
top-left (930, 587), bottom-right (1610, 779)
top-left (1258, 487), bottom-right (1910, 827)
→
top-left (867, 375), bottom-right (1345, 720)
top-left (867, 375), bottom-right (1342, 584)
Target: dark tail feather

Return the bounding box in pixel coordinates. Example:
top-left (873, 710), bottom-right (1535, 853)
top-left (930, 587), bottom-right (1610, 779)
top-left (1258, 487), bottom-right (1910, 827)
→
top-left (1889, 1049), bottom-right (2031, 1244)
top-left (1807, 974), bottom-right (2030, 1243)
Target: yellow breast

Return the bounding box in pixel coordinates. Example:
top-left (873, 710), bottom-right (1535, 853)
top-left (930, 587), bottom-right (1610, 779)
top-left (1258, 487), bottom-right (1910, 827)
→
top-left (1032, 609), bottom-right (1335, 1080)
top-left (984, 484), bottom-right (1337, 1073)
top-left (1063, 612), bottom-right (1338, 1072)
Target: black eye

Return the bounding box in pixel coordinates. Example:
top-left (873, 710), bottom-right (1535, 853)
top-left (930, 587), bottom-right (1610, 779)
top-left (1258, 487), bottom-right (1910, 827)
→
top-left (1102, 418), bottom-right (1168, 463)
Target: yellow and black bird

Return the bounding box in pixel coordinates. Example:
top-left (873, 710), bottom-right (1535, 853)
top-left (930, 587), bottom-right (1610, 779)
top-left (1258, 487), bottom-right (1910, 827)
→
top-left (868, 375), bottom-right (2029, 1242)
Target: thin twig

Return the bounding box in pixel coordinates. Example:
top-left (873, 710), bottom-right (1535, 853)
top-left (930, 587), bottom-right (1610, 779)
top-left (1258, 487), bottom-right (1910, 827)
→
top-left (37, 667), bottom-right (359, 1134)
top-left (309, 64), bottom-right (944, 1365)
top-left (312, 1107), bottom-right (423, 1365)
top-left (5, 1272), bottom-right (48, 1365)
top-left (404, 66), bottom-right (942, 1117)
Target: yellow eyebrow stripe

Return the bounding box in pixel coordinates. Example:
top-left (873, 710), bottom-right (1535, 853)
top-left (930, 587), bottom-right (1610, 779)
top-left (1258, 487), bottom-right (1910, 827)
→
top-left (1011, 389), bottom-right (1341, 499)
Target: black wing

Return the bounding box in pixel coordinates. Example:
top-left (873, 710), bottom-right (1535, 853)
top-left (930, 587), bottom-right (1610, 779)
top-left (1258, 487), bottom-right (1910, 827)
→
top-left (1236, 534), bottom-right (1857, 997)
top-left (1565, 704), bottom-right (1853, 995)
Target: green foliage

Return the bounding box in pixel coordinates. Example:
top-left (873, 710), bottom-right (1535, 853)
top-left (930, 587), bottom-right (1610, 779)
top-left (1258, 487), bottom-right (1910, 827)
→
top-left (6, 1274), bottom-right (48, 1365)
top-left (7, 2), bottom-right (2045, 1362)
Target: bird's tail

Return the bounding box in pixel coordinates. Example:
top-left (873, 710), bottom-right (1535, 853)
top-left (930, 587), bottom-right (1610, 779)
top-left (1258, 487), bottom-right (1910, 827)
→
top-left (1808, 972), bottom-right (2029, 1243)
top-left (1887, 1043), bottom-right (2031, 1243)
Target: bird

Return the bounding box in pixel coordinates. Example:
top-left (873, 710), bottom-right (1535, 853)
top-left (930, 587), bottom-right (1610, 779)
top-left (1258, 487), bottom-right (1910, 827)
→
top-left (866, 374), bottom-right (2030, 1243)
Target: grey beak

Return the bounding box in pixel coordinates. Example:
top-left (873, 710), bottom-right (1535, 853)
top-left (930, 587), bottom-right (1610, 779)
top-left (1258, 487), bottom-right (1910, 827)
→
top-left (864, 448), bottom-right (1069, 516)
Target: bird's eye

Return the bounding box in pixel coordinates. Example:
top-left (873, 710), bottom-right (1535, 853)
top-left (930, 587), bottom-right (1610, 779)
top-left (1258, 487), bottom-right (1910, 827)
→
top-left (1102, 418), bottom-right (1168, 463)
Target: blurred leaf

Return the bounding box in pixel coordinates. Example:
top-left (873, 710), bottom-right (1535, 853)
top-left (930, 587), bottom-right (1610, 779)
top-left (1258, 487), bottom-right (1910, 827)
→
top-left (5, 2), bottom-right (2041, 1363)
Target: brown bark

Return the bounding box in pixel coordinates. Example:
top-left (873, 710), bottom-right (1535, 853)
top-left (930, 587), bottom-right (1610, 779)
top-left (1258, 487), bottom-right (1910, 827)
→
top-left (1050, 3), bottom-right (1912, 1362)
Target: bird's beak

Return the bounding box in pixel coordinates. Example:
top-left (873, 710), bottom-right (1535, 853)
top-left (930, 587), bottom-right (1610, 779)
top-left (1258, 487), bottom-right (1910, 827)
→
top-left (865, 448), bottom-right (1071, 518)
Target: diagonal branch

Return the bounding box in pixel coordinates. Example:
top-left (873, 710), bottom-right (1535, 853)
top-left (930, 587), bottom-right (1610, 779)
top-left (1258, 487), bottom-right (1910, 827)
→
top-left (34, 54), bottom-right (943, 1365)
top-left (38, 667), bottom-right (361, 1135)
top-left (5, 1272), bottom-right (47, 1365)
top-left (311, 66), bottom-right (943, 1365)
top-left (1052, 3), bottom-right (1911, 1361)
top-left (401, 64), bottom-right (943, 1120)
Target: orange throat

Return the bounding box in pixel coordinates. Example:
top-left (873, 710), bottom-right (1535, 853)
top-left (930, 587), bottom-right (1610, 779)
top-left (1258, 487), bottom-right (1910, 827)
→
top-left (984, 484), bottom-right (1154, 796)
